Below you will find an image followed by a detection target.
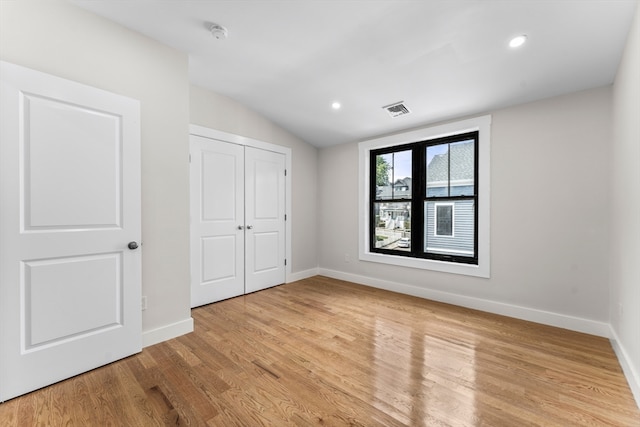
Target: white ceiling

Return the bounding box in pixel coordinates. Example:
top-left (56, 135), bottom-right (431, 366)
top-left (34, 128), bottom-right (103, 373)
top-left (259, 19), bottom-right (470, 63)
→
top-left (71, 0), bottom-right (637, 148)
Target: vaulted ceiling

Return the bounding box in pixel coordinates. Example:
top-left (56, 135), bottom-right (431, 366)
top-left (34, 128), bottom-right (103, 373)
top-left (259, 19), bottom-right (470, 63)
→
top-left (72, 0), bottom-right (638, 148)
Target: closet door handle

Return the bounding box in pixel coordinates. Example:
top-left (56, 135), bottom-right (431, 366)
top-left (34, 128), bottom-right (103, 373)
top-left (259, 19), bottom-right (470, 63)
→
top-left (237, 225), bottom-right (244, 230)
top-left (246, 225), bottom-right (253, 230)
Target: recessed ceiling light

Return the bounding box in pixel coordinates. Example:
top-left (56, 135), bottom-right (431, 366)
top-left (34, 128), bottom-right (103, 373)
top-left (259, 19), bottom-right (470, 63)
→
top-left (509, 35), bottom-right (527, 48)
top-left (331, 102), bottom-right (341, 110)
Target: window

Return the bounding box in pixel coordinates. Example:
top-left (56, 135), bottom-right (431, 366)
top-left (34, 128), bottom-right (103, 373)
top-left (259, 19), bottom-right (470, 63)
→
top-left (434, 204), bottom-right (453, 237)
top-left (358, 115), bottom-right (491, 278)
top-left (370, 132), bottom-right (478, 264)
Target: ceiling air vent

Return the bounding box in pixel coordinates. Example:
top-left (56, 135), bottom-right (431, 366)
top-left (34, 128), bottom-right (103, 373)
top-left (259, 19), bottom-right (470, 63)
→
top-left (382, 101), bottom-right (411, 118)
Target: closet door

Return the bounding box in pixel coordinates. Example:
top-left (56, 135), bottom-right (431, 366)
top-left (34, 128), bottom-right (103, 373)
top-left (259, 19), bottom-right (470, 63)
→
top-left (245, 147), bottom-right (286, 293)
top-left (190, 136), bottom-right (286, 306)
top-left (190, 136), bottom-right (244, 307)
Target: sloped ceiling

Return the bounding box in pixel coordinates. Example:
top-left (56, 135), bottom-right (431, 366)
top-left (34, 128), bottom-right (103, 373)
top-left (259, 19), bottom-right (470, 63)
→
top-left (72, 0), bottom-right (638, 147)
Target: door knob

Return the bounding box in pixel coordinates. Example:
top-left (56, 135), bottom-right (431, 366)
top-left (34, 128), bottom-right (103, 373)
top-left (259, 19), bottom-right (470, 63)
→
top-left (237, 225), bottom-right (244, 230)
top-left (128, 241), bottom-right (139, 250)
top-left (246, 225), bottom-right (253, 229)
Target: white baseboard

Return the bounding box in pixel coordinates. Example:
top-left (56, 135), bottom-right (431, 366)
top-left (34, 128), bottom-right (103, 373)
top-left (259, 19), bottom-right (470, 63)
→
top-left (318, 268), bottom-right (611, 337)
top-left (139, 268), bottom-right (317, 348)
top-left (287, 268), bottom-right (319, 283)
top-left (610, 327), bottom-right (640, 408)
top-left (142, 317), bottom-right (194, 348)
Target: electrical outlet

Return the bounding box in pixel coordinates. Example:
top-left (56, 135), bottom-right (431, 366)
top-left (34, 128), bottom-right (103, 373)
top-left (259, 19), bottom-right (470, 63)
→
top-left (141, 296), bottom-right (147, 311)
top-left (344, 253), bottom-right (351, 263)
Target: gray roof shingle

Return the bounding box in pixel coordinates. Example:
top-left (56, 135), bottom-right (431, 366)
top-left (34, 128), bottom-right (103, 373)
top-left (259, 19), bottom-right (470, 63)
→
top-left (427, 141), bottom-right (474, 183)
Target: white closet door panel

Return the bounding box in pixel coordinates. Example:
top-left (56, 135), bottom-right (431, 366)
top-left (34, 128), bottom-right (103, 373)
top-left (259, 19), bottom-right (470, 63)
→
top-left (202, 235), bottom-right (237, 282)
top-left (253, 160), bottom-right (279, 219)
top-left (252, 232), bottom-right (280, 272)
top-left (202, 150), bottom-right (237, 221)
top-left (190, 136), bottom-right (244, 307)
top-left (245, 147), bottom-right (286, 293)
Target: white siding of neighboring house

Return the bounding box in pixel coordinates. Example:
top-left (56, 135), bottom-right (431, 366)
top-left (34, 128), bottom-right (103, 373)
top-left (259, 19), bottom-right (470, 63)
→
top-left (425, 199), bottom-right (474, 256)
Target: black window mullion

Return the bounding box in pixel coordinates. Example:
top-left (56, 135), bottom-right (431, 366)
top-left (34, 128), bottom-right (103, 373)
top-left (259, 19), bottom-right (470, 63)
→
top-left (473, 132), bottom-right (479, 261)
top-left (390, 153), bottom-right (396, 200)
top-left (447, 143), bottom-right (451, 197)
top-left (369, 150), bottom-right (378, 251)
top-left (412, 146), bottom-right (424, 256)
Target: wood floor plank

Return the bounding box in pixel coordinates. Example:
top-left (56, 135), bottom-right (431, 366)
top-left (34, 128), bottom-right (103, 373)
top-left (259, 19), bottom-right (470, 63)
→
top-left (1, 276), bottom-right (638, 426)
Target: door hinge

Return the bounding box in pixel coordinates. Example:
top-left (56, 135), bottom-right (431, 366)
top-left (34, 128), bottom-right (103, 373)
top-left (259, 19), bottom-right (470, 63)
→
top-left (284, 214), bottom-right (287, 221)
top-left (284, 259), bottom-right (287, 266)
top-left (189, 154), bottom-right (191, 163)
top-left (284, 169), bottom-right (287, 176)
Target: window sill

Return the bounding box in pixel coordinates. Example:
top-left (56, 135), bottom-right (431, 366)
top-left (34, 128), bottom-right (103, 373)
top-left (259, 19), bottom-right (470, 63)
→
top-left (360, 251), bottom-right (489, 278)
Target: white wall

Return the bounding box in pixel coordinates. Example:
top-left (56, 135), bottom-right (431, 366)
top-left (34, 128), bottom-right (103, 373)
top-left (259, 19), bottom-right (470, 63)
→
top-left (610, 4), bottom-right (640, 404)
top-left (190, 85), bottom-right (318, 277)
top-left (319, 86), bottom-right (612, 335)
top-left (0, 0), bottom-right (192, 343)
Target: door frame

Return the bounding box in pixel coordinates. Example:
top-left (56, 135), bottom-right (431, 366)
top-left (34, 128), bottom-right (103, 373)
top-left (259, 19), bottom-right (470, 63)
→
top-left (189, 124), bottom-right (292, 283)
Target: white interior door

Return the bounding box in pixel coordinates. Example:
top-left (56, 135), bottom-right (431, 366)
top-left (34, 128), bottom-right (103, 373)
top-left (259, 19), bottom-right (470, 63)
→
top-left (245, 147), bottom-right (286, 293)
top-left (190, 135), bottom-right (286, 306)
top-left (190, 136), bottom-right (245, 307)
top-left (0, 61), bottom-right (141, 402)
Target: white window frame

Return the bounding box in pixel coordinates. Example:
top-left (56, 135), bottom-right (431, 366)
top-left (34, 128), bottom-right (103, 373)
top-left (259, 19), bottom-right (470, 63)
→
top-left (358, 115), bottom-right (491, 278)
top-left (434, 202), bottom-right (455, 237)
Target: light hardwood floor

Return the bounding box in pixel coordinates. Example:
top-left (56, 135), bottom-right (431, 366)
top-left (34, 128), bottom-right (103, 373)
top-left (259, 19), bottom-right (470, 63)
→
top-left (1, 276), bottom-right (638, 426)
